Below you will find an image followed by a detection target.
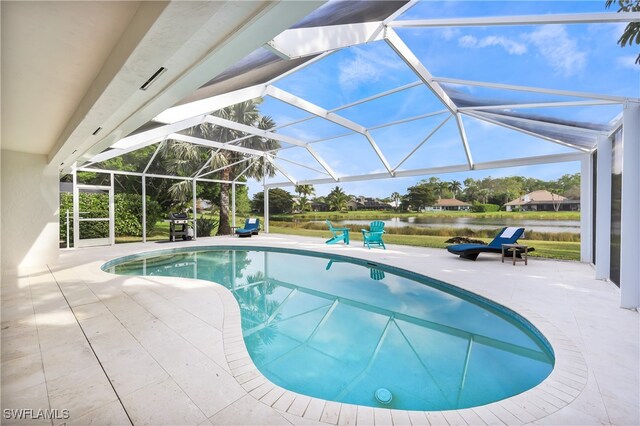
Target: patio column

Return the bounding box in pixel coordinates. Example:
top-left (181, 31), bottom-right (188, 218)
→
top-left (73, 169), bottom-right (79, 249)
top-left (264, 187), bottom-right (269, 233)
top-left (142, 175), bottom-right (147, 243)
top-left (192, 178), bottom-right (197, 240)
top-left (595, 135), bottom-right (612, 280)
top-left (232, 182), bottom-right (236, 228)
top-left (620, 101), bottom-right (640, 309)
top-left (109, 173), bottom-right (115, 245)
top-left (580, 155), bottom-right (593, 263)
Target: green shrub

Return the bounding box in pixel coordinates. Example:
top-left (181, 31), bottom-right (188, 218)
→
top-left (471, 202), bottom-right (500, 213)
top-left (196, 217), bottom-right (218, 237)
top-left (60, 192), bottom-right (163, 244)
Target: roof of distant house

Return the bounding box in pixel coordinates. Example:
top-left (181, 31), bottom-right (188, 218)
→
top-left (434, 198), bottom-right (471, 207)
top-left (505, 190), bottom-right (567, 206)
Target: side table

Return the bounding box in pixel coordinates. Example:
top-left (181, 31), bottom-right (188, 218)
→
top-left (501, 243), bottom-right (529, 265)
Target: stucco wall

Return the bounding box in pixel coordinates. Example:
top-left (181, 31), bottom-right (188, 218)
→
top-left (1, 150), bottom-right (59, 271)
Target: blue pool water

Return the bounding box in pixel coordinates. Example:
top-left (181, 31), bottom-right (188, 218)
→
top-left (103, 247), bottom-right (554, 411)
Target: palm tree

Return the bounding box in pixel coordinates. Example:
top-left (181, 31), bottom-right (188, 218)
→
top-left (449, 180), bottom-right (462, 199)
top-left (327, 186), bottom-right (349, 211)
top-left (390, 192), bottom-right (401, 210)
top-left (162, 100), bottom-right (279, 235)
top-left (294, 184), bottom-right (315, 213)
top-left (161, 140), bottom-right (215, 210)
top-left (196, 100), bottom-right (280, 235)
top-left (436, 181), bottom-right (448, 199)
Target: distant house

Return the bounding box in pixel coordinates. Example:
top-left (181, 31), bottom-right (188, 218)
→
top-left (347, 196), bottom-right (392, 211)
top-left (427, 198), bottom-right (472, 211)
top-left (310, 201), bottom-right (329, 212)
top-left (505, 190), bottom-right (579, 212)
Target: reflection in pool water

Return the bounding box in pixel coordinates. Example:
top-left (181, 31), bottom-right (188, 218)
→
top-left (104, 248), bottom-right (554, 411)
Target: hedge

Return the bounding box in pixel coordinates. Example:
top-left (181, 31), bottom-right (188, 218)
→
top-left (471, 203), bottom-right (500, 213)
top-left (60, 193), bottom-right (163, 243)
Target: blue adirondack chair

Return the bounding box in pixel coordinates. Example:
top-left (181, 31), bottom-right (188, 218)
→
top-left (326, 220), bottom-right (349, 245)
top-left (362, 221), bottom-right (386, 249)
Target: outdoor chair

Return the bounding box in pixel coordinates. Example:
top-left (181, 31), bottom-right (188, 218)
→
top-left (235, 218), bottom-right (260, 238)
top-left (446, 227), bottom-right (534, 260)
top-left (325, 220), bottom-right (349, 245)
top-left (362, 221), bottom-right (386, 249)
top-left (369, 267), bottom-right (385, 280)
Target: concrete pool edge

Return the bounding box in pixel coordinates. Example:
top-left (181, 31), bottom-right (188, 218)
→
top-left (104, 244), bottom-right (589, 425)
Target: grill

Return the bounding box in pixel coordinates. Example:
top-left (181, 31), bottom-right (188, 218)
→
top-left (169, 212), bottom-right (193, 242)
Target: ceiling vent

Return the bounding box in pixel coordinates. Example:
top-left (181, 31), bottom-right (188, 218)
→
top-left (140, 67), bottom-right (167, 91)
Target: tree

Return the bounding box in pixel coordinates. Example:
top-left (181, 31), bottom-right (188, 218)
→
top-left (606, 0), bottom-right (640, 64)
top-left (448, 180), bottom-right (462, 199)
top-left (434, 180), bottom-right (448, 199)
top-left (404, 180), bottom-right (438, 211)
top-left (390, 192), bottom-right (401, 210)
top-left (160, 141), bottom-right (213, 210)
top-left (326, 186), bottom-right (349, 211)
top-left (192, 100), bottom-right (280, 235)
top-left (251, 189), bottom-right (293, 214)
top-left (294, 184), bottom-right (315, 212)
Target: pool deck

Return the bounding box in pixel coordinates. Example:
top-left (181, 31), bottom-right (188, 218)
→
top-left (1, 234), bottom-right (638, 425)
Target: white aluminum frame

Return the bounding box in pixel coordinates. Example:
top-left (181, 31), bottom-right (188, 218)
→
top-left (74, 8), bottom-right (639, 307)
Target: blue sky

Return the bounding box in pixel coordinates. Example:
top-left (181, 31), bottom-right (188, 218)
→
top-left (246, 0), bottom-right (638, 198)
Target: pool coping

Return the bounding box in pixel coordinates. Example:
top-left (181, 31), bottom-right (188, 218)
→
top-left (103, 244), bottom-right (589, 425)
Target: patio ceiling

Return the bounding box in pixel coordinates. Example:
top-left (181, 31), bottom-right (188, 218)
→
top-left (79, 1), bottom-right (640, 188)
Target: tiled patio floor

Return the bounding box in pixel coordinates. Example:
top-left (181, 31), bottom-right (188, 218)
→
top-left (1, 234), bottom-right (638, 425)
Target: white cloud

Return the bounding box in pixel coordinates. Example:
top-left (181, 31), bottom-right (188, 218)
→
top-left (439, 27), bottom-right (461, 41)
top-left (615, 55), bottom-right (639, 70)
top-left (524, 25), bottom-right (586, 77)
top-left (338, 47), bottom-right (404, 91)
top-left (457, 34), bottom-right (527, 55)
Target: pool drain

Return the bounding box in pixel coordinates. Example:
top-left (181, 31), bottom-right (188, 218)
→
top-left (375, 388), bottom-right (392, 405)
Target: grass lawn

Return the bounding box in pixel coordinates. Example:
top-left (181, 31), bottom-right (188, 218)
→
top-left (270, 225), bottom-right (580, 261)
top-left (116, 215), bottom-right (580, 261)
top-left (274, 210), bottom-right (580, 221)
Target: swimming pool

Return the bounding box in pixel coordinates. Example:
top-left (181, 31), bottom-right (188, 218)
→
top-left (103, 247), bottom-right (554, 411)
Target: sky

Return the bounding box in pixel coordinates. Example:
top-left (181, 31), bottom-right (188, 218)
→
top-left (243, 0), bottom-right (639, 198)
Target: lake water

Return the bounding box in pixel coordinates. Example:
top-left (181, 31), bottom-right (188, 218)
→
top-left (295, 217), bottom-right (580, 234)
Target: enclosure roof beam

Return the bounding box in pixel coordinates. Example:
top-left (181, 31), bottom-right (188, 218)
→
top-left (278, 156), bottom-right (330, 176)
top-left (198, 157), bottom-right (252, 179)
top-left (233, 158), bottom-right (259, 182)
top-left (432, 77), bottom-right (630, 103)
top-left (384, 28), bottom-right (458, 114)
top-left (368, 110), bottom-right (449, 131)
top-left (474, 110), bottom-right (609, 136)
top-left (388, 12), bottom-right (640, 28)
top-left (86, 136), bottom-right (166, 165)
top-left (113, 115), bottom-right (205, 149)
top-left (75, 167), bottom-right (247, 185)
top-left (204, 115), bottom-right (307, 147)
top-left (461, 110), bottom-right (593, 153)
top-left (153, 84), bottom-right (268, 124)
top-left (266, 85), bottom-right (393, 174)
top-left (264, 152), bottom-right (585, 188)
top-left (266, 85), bottom-right (370, 133)
top-left (270, 80), bottom-right (424, 133)
top-left (306, 145), bottom-right (339, 181)
top-left (456, 113), bottom-right (474, 169)
top-left (202, 115), bottom-right (338, 180)
top-left (142, 140), bottom-right (166, 175)
top-left (393, 115), bottom-right (451, 171)
top-left (458, 99), bottom-right (620, 111)
top-left (266, 155), bottom-right (297, 185)
top-left (169, 133), bottom-right (268, 157)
